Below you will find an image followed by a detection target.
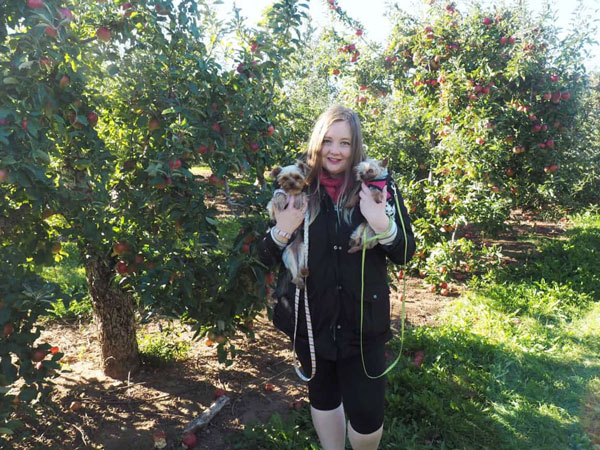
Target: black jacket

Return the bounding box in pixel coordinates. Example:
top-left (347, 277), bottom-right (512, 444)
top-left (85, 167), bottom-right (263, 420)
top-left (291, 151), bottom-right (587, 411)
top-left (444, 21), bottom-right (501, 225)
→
top-left (257, 175), bottom-right (416, 361)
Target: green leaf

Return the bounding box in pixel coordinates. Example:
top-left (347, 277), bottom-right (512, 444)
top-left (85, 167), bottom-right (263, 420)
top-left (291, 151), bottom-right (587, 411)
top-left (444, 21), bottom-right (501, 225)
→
top-left (19, 387), bottom-right (38, 402)
top-left (0, 428), bottom-right (14, 435)
top-left (107, 64), bottom-right (119, 76)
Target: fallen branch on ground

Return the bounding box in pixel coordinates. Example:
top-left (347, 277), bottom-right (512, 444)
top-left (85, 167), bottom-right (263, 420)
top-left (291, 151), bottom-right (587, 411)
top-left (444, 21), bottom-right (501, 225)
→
top-left (184, 395), bottom-right (230, 434)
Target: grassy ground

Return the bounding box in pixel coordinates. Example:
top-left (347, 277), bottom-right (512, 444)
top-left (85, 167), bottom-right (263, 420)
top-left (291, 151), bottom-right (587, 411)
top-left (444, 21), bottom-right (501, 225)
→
top-left (237, 211), bottom-right (600, 449)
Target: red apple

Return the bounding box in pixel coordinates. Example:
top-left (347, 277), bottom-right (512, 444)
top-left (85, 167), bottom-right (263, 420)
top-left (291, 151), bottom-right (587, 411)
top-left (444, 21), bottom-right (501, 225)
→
top-left (356, 29), bottom-right (363, 36)
top-left (59, 75), bottom-right (70, 89)
top-left (113, 241), bottom-right (130, 256)
top-left (550, 164), bottom-right (559, 172)
top-left (250, 142), bottom-right (259, 152)
top-left (121, 3), bottom-right (134, 16)
top-left (560, 92), bottom-right (570, 100)
top-left (411, 350), bottom-right (424, 367)
top-left (2, 323), bottom-right (14, 337)
top-left (250, 40), bottom-right (258, 53)
top-left (500, 36), bottom-right (507, 45)
top-left (265, 124), bottom-right (275, 136)
top-left (532, 125), bottom-right (542, 132)
top-left (482, 17), bottom-right (492, 25)
top-left (266, 272), bottom-right (276, 284)
top-left (116, 261), bottom-right (129, 275)
top-left (32, 349), bottom-right (48, 362)
top-left (86, 112), bottom-right (98, 127)
top-left (543, 92), bottom-right (552, 100)
top-left (546, 139), bottom-right (555, 148)
top-left (58, 7), bottom-right (73, 21)
top-left (241, 243), bottom-right (251, 254)
top-left (182, 432), bottom-right (197, 449)
top-left (508, 36), bottom-right (516, 44)
top-left (21, 119), bottom-right (28, 131)
top-left (475, 137), bottom-right (485, 145)
top-left (208, 174), bottom-right (223, 186)
top-left (39, 57), bottom-right (52, 69)
top-left (69, 400), bottom-right (83, 411)
top-left (550, 74), bottom-right (559, 82)
top-left (152, 431), bottom-right (167, 448)
top-left (264, 383), bottom-right (275, 391)
top-left (148, 118), bottom-right (160, 130)
top-left (45, 26), bottom-right (58, 38)
top-left (551, 92), bottom-right (561, 103)
top-left (491, 186), bottom-right (500, 193)
top-left (332, 68), bottom-right (340, 75)
top-left (50, 346), bottom-right (59, 354)
top-left (196, 145), bottom-right (208, 155)
top-left (96, 27), bottom-right (111, 43)
top-left (214, 388), bottom-right (227, 399)
top-left (211, 122), bottom-right (222, 133)
top-left (506, 168), bottom-right (514, 176)
top-left (27, 0), bottom-right (44, 8)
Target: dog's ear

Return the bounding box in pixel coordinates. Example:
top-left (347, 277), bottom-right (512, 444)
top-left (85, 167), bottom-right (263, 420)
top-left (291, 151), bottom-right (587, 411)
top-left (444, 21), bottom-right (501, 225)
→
top-left (381, 157), bottom-right (389, 168)
top-left (296, 160), bottom-right (310, 175)
top-left (270, 166), bottom-right (282, 179)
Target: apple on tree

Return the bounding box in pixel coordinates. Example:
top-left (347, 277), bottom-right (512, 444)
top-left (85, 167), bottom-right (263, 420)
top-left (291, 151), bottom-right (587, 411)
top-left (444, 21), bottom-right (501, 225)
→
top-left (0, 168), bottom-right (9, 183)
top-left (45, 26), bottom-right (58, 38)
top-left (96, 27), bottom-right (111, 43)
top-left (86, 112), bottom-right (98, 127)
top-left (59, 75), bottom-right (70, 88)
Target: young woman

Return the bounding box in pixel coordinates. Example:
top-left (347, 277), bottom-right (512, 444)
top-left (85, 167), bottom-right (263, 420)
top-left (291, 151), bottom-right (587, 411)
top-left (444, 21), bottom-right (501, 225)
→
top-left (257, 105), bottom-right (416, 450)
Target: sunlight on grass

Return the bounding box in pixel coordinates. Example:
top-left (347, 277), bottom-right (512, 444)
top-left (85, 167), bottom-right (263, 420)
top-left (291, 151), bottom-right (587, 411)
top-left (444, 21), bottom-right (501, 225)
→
top-left (190, 165), bottom-right (211, 176)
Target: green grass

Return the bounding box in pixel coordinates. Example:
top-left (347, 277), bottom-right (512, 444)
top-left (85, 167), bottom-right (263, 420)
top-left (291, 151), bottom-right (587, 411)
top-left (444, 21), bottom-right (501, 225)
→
top-left (237, 211), bottom-right (600, 449)
top-left (138, 327), bottom-right (190, 368)
top-left (39, 242), bottom-right (93, 321)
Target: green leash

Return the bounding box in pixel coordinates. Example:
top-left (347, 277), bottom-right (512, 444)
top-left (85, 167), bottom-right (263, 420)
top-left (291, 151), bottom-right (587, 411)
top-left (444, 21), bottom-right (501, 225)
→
top-left (359, 182), bottom-right (409, 379)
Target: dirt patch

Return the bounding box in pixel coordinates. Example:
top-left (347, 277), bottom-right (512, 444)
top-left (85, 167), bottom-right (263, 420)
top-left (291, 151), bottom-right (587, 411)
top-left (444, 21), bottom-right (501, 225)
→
top-left (9, 274), bottom-right (450, 450)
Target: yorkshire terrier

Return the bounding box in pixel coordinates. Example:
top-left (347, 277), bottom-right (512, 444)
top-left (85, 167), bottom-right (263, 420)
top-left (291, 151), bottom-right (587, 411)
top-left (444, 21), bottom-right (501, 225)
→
top-left (267, 161), bottom-right (310, 286)
top-left (347, 157), bottom-right (392, 253)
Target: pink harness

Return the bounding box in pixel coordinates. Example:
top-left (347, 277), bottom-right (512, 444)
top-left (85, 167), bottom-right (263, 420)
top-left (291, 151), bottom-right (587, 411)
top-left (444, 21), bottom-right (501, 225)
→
top-left (365, 179), bottom-right (392, 200)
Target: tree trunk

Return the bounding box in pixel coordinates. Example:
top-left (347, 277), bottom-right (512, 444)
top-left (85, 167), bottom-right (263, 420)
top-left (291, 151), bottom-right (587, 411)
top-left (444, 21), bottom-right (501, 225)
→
top-left (84, 257), bottom-right (140, 379)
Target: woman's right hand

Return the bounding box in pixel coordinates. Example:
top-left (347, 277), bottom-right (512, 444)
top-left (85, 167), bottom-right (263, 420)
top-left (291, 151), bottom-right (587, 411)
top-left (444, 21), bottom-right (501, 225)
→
top-left (274, 194), bottom-right (307, 235)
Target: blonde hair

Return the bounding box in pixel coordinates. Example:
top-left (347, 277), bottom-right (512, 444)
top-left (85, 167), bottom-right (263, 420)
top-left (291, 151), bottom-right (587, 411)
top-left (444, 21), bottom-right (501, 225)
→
top-left (305, 105), bottom-right (366, 224)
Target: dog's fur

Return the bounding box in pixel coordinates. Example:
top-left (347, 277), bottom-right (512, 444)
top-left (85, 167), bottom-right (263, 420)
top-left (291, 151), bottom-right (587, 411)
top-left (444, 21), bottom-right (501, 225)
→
top-left (267, 161), bottom-right (310, 286)
top-left (348, 158), bottom-right (390, 253)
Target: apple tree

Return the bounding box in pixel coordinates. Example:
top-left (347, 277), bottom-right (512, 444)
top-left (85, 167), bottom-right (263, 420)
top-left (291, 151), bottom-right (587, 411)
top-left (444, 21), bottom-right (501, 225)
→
top-left (1, 6), bottom-right (310, 433)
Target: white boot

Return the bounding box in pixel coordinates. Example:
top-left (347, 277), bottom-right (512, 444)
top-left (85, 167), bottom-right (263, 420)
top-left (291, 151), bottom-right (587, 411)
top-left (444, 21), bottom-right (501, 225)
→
top-left (347, 421), bottom-right (383, 450)
top-left (310, 403), bottom-right (346, 450)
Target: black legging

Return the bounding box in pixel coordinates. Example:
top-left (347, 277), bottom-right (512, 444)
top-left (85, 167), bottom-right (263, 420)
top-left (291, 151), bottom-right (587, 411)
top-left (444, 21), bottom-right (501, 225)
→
top-left (296, 343), bottom-right (386, 434)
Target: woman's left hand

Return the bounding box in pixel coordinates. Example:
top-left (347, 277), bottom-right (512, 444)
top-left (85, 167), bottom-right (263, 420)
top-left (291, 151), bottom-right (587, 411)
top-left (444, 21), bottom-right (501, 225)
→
top-left (359, 183), bottom-right (389, 234)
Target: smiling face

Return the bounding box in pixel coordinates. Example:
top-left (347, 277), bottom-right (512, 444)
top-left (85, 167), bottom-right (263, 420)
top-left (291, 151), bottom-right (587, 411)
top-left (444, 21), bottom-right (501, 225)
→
top-left (320, 120), bottom-right (352, 178)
